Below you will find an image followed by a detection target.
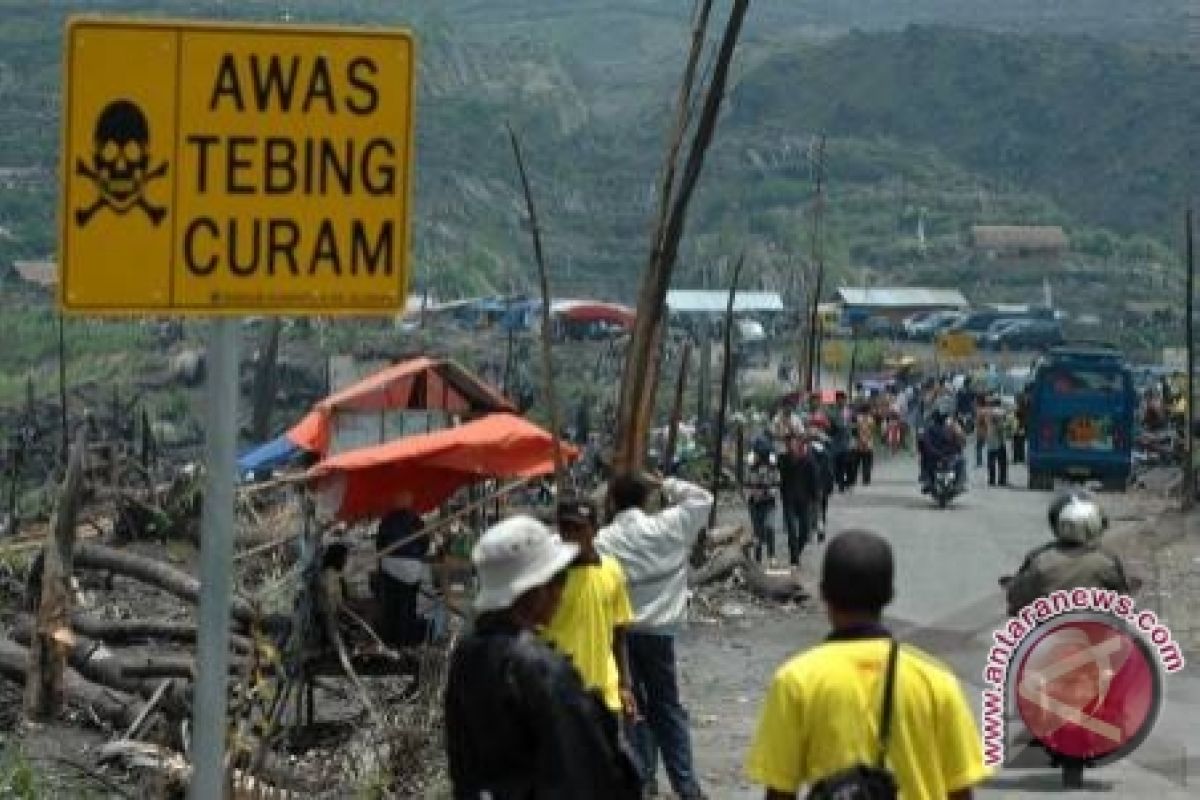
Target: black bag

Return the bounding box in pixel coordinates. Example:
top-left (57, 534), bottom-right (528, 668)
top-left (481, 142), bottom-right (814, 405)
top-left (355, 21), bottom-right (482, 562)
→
top-left (806, 639), bottom-right (901, 800)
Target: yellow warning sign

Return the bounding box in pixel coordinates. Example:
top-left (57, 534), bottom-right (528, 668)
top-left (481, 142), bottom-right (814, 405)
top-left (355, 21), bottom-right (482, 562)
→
top-left (60, 18), bottom-right (415, 315)
top-left (822, 341), bottom-right (847, 369)
top-left (936, 331), bottom-right (976, 359)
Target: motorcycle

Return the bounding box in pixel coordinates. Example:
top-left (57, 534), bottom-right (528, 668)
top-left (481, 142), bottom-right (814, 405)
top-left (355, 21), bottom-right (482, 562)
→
top-left (931, 457), bottom-right (962, 508)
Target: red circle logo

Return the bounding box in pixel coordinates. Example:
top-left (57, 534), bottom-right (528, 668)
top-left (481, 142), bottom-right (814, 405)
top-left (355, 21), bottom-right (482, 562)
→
top-left (1014, 615), bottom-right (1161, 762)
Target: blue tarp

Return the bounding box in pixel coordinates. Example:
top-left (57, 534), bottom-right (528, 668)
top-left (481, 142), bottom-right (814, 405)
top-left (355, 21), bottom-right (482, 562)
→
top-left (238, 435), bottom-right (303, 480)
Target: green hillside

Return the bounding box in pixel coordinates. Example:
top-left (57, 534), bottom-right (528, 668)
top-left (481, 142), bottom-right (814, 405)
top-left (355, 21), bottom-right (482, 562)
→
top-left (729, 25), bottom-right (1198, 238)
top-left (0, 6), bottom-right (1193, 326)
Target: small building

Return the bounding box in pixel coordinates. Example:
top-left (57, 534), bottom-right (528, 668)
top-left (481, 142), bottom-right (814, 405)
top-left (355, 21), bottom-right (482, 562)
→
top-left (971, 225), bottom-right (1069, 257)
top-left (665, 289), bottom-right (784, 316)
top-left (12, 259), bottom-right (57, 288)
top-left (834, 287), bottom-right (968, 323)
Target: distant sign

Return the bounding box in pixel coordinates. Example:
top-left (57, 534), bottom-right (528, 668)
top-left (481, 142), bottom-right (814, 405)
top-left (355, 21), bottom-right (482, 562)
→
top-left (60, 18), bottom-right (415, 314)
top-left (937, 331), bottom-right (976, 359)
top-left (822, 341), bottom-right (847, 369)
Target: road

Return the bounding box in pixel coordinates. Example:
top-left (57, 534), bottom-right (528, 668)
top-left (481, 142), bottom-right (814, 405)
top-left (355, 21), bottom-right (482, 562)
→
top-left (682, 453), bottom-right (1199, 799)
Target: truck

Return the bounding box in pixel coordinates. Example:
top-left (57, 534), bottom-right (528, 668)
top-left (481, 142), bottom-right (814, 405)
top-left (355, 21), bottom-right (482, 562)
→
top-left (1026, 345), bottom-right (1136, 491)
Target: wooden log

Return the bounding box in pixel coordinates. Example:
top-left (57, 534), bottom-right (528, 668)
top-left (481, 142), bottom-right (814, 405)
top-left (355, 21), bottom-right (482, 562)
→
top-left (1, 638), bottom-right (159, 732)
top-left (25, 426), bottom-right (87, 720)
top-left (52, 612), bottom-right (252, 654)
top-left (74, 541), bottom-right (255, 626)
top-left (99, 740), bottom-right (309, 799)
top-left (704, 523), bottom-right (749, 549)
top-left (688, 546), bottom-right (745, 587)
top-left (11, 620), bottom-right (194, 714)
top-left (688, 546), bottom-right (810, 603)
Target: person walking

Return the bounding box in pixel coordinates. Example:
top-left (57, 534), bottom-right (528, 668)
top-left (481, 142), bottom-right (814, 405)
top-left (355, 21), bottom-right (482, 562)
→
top-left (597, 474), bottom-right (713, 800)
top-left (777, 434), bottom-right (822, 569)
top-left (543, 498), bottom-right (638, 723)
top-left (445, 516), bottom-right (640, 799)
top-left (854, 405), bottom-right (877, 486)
top-left (983, 397), bottom-right (1009, 487)
top-left (1012, 388), bottom-right (1029, 464)
top-left (973, 394), bottom-right (988, 469)
top-left (829, 391), bottom-right (853, 491)
top-left (744, 436), bottom-right (781, 564)
top-left (745, 530), bottom-right (990, 800)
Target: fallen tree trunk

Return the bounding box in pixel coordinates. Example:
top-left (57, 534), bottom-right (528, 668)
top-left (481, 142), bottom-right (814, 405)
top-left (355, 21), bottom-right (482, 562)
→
top-left (74, 541), bottom-right (254, 625)
top-left (0, 638), bottom-right (164, 732)
top-left (689, 545), bottom-right (809, 603)
top-left (13, 618), bottom-right (242, 683)
top-left (64, 613), bottom-right (253, 654)
top-left (11, 621), bottom-right (193, 714)
top-left (100, 740), bottom-right (308, 799)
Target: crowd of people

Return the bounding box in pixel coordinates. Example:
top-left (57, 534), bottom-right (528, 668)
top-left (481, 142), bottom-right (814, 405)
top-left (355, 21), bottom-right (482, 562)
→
top-left (442, 470), bottom-right (998, 799)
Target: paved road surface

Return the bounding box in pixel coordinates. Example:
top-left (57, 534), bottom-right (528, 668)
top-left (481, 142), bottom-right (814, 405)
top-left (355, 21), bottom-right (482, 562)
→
top-left (683, 453), bottom-right (1198, 799)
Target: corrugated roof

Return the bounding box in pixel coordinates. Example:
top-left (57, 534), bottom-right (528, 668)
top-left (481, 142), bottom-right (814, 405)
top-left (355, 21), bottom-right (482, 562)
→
top-left (835, 287), bottom-right (968, 308)
top-left (666, 290), bottom-right (784, 313)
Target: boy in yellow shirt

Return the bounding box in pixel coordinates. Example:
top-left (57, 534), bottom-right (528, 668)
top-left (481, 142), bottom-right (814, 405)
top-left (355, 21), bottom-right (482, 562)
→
top-left (543, 497), bottom-right (638, 720)
top-left (746, 530), bottom-right (990, 799)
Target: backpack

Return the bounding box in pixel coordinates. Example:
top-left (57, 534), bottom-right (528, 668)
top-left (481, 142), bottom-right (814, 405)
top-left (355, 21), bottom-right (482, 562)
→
top-left (806, 639), bottom-right (900, 800)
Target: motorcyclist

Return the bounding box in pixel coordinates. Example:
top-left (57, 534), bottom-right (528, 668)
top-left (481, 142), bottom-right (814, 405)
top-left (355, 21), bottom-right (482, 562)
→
top-left (919, 409), bottom-right (966, 492)
top-left (1005, 491), bottom-right (1131, 617)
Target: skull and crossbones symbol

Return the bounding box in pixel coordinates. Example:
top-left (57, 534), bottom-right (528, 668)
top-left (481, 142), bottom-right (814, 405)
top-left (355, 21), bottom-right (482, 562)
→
top-left (75, 99), bottom-right (168, 227)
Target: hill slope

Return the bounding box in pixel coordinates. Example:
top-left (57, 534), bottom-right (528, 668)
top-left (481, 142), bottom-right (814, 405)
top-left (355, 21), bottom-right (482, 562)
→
top-left (729, 25), bottom-right (1199, 238)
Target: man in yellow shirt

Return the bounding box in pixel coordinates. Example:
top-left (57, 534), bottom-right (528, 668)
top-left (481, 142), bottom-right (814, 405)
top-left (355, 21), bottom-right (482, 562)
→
top-left (746, 530), bottom-right (990, 799)
top-left (544, 497), bottom-right (638, 719)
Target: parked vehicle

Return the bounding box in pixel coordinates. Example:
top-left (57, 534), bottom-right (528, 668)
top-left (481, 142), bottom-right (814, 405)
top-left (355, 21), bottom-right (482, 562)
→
top-left (983, 319), bottom-right (1065, 351)
top-left (1026, 345), bottom-right (1136, 491)
top-left (908, 310), bottom-right (968, 341)
top-left (944, 306), bottom-right (1054, 340)
top-left (900, 311), bottom-right (936, 338)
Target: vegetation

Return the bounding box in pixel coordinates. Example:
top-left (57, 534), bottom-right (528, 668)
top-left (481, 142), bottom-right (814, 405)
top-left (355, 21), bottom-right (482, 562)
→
top-left (0, 4), bottom-right (1195, 388)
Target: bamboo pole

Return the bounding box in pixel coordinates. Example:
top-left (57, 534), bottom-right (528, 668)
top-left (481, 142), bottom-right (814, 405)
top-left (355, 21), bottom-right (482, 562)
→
top-left (804, 135), bottom-right (826, 393)
top-left (662, 341), bottom-right (692, 473)
top-left (507, 124), bottom-right (565, 496)
top-left (708, 254), bottom-right (745, 527)
top-left (613, 0), bottom-right (750, 474)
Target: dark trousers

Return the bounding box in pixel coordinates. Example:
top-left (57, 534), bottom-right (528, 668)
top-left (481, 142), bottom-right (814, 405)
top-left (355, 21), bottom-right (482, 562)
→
top-left (834, 450), bottom-right (852, 490)
top-left (975, 437), bottom-right (986, 467)
top-left (748, 500), bottom-right (775, 563)
top-left (1012, 433), bottom-right (1026, 464)
top-left (627, 632), bottom-right (702, 798)
top-left (781, 499), bottom-right (811, 566)
top-left (988, 446), bottom-right (1008, 486)
top-left (858, 450), bottom-right (874, 485)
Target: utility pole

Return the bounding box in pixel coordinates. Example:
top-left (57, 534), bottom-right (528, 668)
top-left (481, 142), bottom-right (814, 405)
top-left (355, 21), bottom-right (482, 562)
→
top-left (1185, 207), bottom-right (1195, 510)
top-left (804, 134), bottom-right (827, 393)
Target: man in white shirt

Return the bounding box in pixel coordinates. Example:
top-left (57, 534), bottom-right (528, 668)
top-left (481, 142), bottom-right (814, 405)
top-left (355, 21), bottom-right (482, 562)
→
top-left (596, 473), bottom-right (713, 800)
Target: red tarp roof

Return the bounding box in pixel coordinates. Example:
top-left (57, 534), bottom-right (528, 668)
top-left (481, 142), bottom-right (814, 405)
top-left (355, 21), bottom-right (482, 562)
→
top-left (552, 300), bottom-right (635, 328)
top-left (288, 357), bottom-right (515, 455)
top-left (308, 413), bottom-right (576, 521)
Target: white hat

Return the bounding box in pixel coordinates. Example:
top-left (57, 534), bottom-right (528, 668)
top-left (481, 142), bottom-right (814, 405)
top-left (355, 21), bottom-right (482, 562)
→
top-left (472, 516), bottom-right (579, 612)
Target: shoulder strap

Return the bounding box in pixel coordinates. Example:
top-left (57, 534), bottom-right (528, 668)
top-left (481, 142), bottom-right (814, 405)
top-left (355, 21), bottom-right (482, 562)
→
top-left (876, 638), bottom-right (900, 768)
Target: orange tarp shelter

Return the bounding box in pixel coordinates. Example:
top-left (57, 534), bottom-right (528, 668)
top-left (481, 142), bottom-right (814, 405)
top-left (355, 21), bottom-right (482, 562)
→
top-left (308, 413), bottom-right (576, 521)
top-left (288, 357), bottom-right (515, 457)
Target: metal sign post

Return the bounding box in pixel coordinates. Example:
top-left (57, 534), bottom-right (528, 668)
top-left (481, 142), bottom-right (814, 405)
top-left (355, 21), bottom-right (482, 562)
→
top-left (191, 318), bottom-right (239, 798)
